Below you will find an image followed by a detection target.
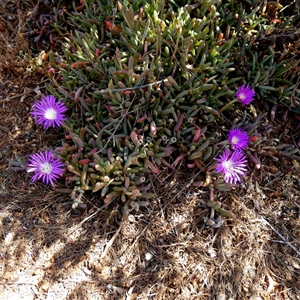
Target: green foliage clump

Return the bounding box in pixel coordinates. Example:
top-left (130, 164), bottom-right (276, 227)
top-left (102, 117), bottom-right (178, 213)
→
top-left (42, 0), bottom-right (300, 210)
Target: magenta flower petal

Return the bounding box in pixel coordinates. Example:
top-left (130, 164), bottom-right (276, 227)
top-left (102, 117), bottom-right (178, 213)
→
top-left (31, 95), bottom-right (67, 128)
top-left (228, 128), bottom-right (249, 150)
top-left (236, 84), bottom-right (255, 106)
top-left (27, 150), bottom-right (65, 185)
top-left (215, 149), bottom-right (247, 184)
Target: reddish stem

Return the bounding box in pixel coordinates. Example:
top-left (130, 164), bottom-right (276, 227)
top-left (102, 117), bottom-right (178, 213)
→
top-left (171, 153), bottom-right (187, 168)
top-left (173, 113), bottom-right (185, 132)
top-left (192, 129), bottom-right (201, 143)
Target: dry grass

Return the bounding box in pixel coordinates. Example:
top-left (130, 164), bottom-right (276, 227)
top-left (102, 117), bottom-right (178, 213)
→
top-left (1, 169), bottom-right (300, 299)
top-left (0, 1), bottom-right (300, 300)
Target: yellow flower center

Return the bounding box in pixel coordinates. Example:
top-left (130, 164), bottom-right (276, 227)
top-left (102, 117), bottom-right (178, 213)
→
top-left (222, 160), bottom-right (232, 169)
top-left (239, 93), bottom-right (245, 100)
top-left (40, 162), bottom-right (53, 174)
top-left (231, 136), bottom-right (239, 145)
top-left (45, 108), bottom-right (57, 120)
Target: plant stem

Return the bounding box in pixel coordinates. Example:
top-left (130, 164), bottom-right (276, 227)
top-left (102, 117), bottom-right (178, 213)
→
top-left (218, 99), bottom-right (238, 113)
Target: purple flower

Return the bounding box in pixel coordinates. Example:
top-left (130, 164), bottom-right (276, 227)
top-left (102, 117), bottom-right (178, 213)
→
top-left (236, 84), bottom-right (255, 106)
top-left (215, 149), bottom-right (247, 184)
top-left (228, 128), bottom-right (249, 150)
top-left (31, 95), bottom-right (67, 128)
top-left (27, 150), bottom-right (65, 185)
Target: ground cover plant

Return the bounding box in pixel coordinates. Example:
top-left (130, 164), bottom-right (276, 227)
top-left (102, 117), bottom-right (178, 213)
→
top-left (1, 0), bottom-right (300, 299)
top-left (27, 0), bottom-right (300, 213)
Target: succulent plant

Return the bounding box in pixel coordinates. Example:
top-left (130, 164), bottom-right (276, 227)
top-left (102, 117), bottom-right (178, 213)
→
top-left (27, 0), bottom-right (300, 213)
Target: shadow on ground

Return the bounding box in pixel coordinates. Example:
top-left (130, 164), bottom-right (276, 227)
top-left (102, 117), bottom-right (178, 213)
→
top-left (1, 167), bottom-right (300, 299)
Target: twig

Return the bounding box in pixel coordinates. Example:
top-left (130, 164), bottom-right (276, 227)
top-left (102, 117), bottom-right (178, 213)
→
top-left (149, 175), bottom-right (165, 220)
top-left (66, 206), bottom-right (105, 237)
top-left (151, 242), bottom-right (188, 248)
top-left (251, 217), bottom-right (300, 256)
top-left (5, 281), bottom-right (37, 285)
top-left (97, 95), bottom-right (141, 153)
top-left (0, 78), bottom-right (48, 103)
top-left (99, 221), bottom-right (124, 260)
top-left (0, 93), bottom-right (28, 103)
top-left (78, 207), bottom-right (104, 226)
top-left (95, 78), bottom-right (168, 94)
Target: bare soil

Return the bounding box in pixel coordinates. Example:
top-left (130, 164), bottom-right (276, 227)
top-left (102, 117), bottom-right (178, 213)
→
top-left (0, 1), bottom-right (299, 299)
